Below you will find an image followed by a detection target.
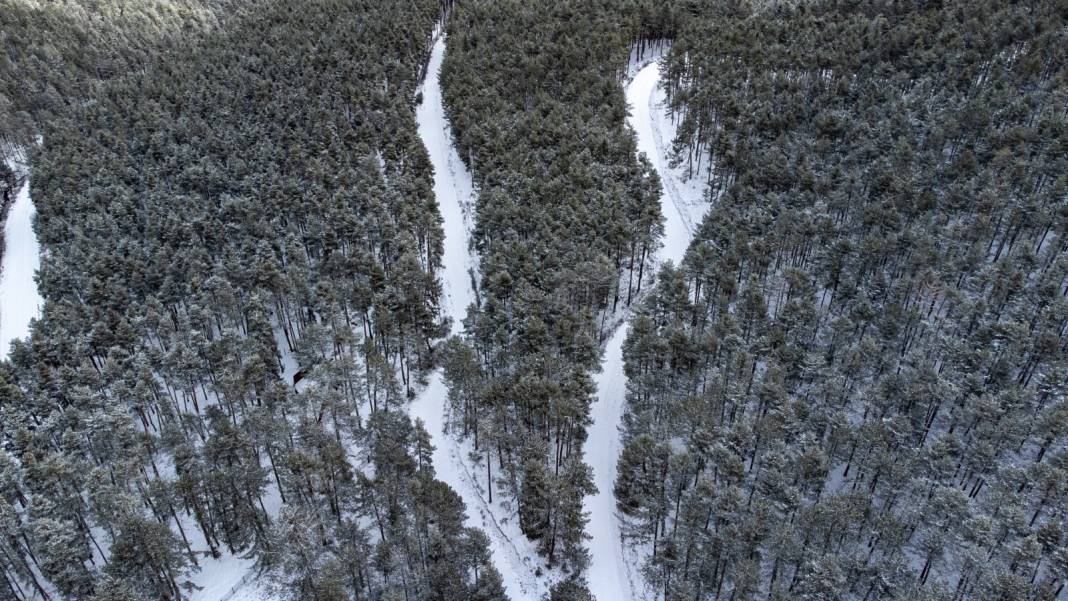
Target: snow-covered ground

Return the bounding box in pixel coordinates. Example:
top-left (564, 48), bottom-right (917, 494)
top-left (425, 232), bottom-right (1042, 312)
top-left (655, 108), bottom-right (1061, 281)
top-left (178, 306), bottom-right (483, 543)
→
top-left (414, 32), bottom-right (478, 337)
top-left (409, 32), bottom-right (553, 600)
top-left (185, 509), bottom-right (267, 601)
top-left (583, 60), bottom-right (711, 601)
top-left (625, 39), bottom-right (670, 81)
top-left (0, 154), bottom-right (44, 358)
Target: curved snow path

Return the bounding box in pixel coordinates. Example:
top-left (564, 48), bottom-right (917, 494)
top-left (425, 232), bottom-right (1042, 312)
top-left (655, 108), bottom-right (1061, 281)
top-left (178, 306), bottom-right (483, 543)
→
top-left (584, 61), bottom-right (711, 601)
top-left (0, 157), bottom-right (43, 358)
top-left (410, 33), bottom-right (546, 601)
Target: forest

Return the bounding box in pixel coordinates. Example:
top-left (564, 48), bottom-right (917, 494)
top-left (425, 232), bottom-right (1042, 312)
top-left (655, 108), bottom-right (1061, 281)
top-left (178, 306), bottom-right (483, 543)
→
top-left (0, 0), bottom-right (1064, 600)
top-left (616, 0), bottom-right (1068, 599)
top-left (2, 0), bottom-right (506, 599)
top-left (438, 0), bottom-right (660, 584)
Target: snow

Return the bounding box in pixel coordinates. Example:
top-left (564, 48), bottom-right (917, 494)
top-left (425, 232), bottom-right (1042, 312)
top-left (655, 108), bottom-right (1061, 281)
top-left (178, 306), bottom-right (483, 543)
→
top-left (416, 30), bottom-right (477, 335)
top-left (188, 552), bottom-right (259, 601)
top-left (184, 475), bottom-right (283, 599)
top-left (626, 40), bottom-right (670, 81)
top-left (0, 38), bottom-right (711, 601)
top-left (413, 372), bottom-right (553, 600)
top-left (409, 32), bottom-right (550, 600)
top-left (218, 578), bottom-right (274, 601)
top-left (630, 62), bottom-right (709, 258)
top-left (586, 329), bottom-right (643, 600)
top-left (171, 440), bottom-right (283, 601)
top-left (0, 154), bottom-right (44, 358)
top-left (583, 60), bottom-right (712, 601)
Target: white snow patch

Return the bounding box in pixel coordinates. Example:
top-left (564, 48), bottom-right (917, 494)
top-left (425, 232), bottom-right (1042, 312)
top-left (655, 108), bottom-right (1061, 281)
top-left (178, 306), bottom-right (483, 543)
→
top-left (188, 552), bottom-right (259, 601)
top-left (415, 30), bottom-right (478, 333)
top-left (169, 442), bottom-right (283, 601)
top-left (0, 154), bottom-right (44, 357)
top-left (634, 64), bottom-right (710, 263)
top-left (585, 327), bottom-right (646, 601)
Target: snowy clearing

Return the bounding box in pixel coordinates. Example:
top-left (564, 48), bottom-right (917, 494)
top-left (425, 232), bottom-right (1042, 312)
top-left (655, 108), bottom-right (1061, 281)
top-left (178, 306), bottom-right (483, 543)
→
top-left (0, 154), bottom-right (43, 358)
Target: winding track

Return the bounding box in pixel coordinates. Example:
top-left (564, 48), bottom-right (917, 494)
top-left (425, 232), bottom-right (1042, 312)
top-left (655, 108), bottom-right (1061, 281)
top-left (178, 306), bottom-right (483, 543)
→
top-left (583, 60), bottom-right (709, 601)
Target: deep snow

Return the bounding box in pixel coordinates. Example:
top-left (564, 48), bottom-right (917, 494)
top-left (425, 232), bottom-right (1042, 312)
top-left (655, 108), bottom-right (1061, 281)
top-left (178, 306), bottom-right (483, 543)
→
top-left (583, 60), bottom-right (711, 601)
top-left (0, 156), bottom-right (44, 358)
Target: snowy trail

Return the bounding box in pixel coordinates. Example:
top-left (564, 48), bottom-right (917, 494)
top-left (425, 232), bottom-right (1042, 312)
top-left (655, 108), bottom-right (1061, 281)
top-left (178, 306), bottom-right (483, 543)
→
top-left (584, 61), bottom-right (710, 601)
top-left (629, 63), bottom-right (703, 254)
top-left (409, 34), bottom-right (547, 601)
top-left (0, 156), bottom-right (44, 358)
top-left (415, 34), bottom-right (476, 330)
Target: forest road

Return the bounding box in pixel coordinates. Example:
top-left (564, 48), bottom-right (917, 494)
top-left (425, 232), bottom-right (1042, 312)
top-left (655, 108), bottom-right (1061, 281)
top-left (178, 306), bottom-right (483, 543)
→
top-left (584, 59), bottom-right (704, 601)
top-left (0, 156), bottom-right (43, 358)
top-left (409, 32), bottom-right (547, 601)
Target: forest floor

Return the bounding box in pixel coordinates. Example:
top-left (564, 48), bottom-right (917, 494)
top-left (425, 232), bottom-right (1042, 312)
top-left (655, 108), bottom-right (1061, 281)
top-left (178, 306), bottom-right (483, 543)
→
top-left (0, 153), bottom-right (43, 359)
top-left (582, 58), bottom-right (712, 601)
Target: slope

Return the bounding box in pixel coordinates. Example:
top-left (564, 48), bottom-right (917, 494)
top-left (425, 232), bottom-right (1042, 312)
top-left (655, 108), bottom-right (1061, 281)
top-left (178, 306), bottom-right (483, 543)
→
top-left (0, 155), bottom-right (43, 357)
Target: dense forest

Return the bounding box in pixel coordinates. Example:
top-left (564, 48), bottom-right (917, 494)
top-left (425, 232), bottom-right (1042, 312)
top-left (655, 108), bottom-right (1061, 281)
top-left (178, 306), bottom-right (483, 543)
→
top-left (0, 1), bottom-right (508, 600)
top-left (0, 0), bottom-right (1065, 599)
top-left (0, 159), bottom-right (16, 208)
top-left (616, 0), bottom-right (1068, 599)
top-left (0, 0), bottom-right (244, 146)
